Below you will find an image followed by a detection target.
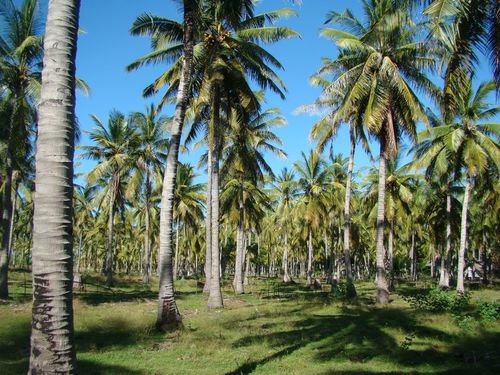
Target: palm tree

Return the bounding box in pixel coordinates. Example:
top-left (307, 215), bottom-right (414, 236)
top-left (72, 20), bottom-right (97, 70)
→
top-left (294, 150), bottom-right (329, 286)
top-left (221, 107), bottom-right (286, 293)
top-left (128, 105), bottom-right (169, 285)
top-left (415, 78), bottom-right (500, 293)
top-left (80, 111), bottom-right (138, 287)
top-left (271, 168), bottom-right (298, 283)
top-left (28, 0), bottom-right (80, 372)
top-left (0, 0), bottom-right (42, 298)
top-left (173, 163), bottom-right (205, 279)
top-left (322, 0), bottom-right (437, 303)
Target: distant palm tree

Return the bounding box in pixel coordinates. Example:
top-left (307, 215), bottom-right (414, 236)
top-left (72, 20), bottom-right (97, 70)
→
top-left (322, 0), bottom-right (437, 303)
top-left (0, 0), bottom-right (42, 298)
top-left (80, 111), bottom-right (138, 287)
top-left (271, 168), bottom-right (298, 283)
top-left (128, 105), bottom-right (169, 285)
top-left (28, 0), bottom-right (80, 372)
top-left (294, 150), bottom-right (329, 286)
top-left (415, 78), bottom-right (500, 293)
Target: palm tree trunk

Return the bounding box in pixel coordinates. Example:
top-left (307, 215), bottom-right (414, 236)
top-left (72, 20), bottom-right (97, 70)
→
top-left (306, 227), bottom-right (313, 286)
top-left (439, 191), bottom-right (452, 288)
top-left (344, 126), bottom-right (356, 297)
top-left (410, 228), bottom-right (416, 281)
top-left (0, 155), bottom-right (13, 298)
top-left (29, 0), bottom-right (80, 371)
top-left (207, 87), bottom-right (223, 309)
top-left (243, 231), bottom-right (250, 286)
top-left (105, 176), bottom-right (117, 287)
top-left (156, 0), bottom-right (195, 330)
top-left (283, 223), bottom-right (291, 283)
top-left (375, 147), bottom-right (389, 304)
top-left (234, 178), bottom-right (245, 293)
top-left (143, 171), bottom-right (151, 285)
top-left (76, 231), bottom-right (83, 274)
top-left (174, 218), bottom-right (180, 280)
top-left (8, 179), bottom-right (18, 267)
top-left (456, 175), bottom-right (471, 294)
top-left (203, 148), bottom-right (212, 293)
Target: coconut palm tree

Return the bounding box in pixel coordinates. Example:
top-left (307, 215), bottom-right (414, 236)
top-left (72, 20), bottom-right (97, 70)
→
top-left (173, 163), bottom-right (205, 279)
top-left (415, 78), bottom-right (500, 293)
top-left (127, 105), bottom-right (169, 285)
top-left (322, 0), bottom-right (437, 303)
top-left (0, 0), bottom-right (42, 298)
top-left (271, 168), bottom-right (299, 283)
top-left (221, 107), bottom-right (286, 293)
top-left (80, 111), bottom-right (138, 287)
top-left (294, 150), bottom-right (329, 286)
top-left (28, 0), bottom-right (80, 372)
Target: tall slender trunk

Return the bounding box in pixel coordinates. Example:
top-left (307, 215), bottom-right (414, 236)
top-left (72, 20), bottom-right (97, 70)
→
top-left (439, 191), bottom-right (452, 288)
top-left (234, 178), bottom-right (245, 293)
top-left (156, 0), bottom-right (194, 330)
top-left (174, 218), bottom-right (180, 280)
top-left (375, 146), bottom-right (389, 304)
top-left (105, 175), bottom-right (117, 287)
top-left (203, 143), bottom-right (212, 293)
top-left (243, 231), bottom-right (250, 286)
top-left (76, 232), bottom-right (83, 274)
top-left (283, 223), bottom-right (290, 283)
top-left (0, 155), bottom-right (13, 298)
top-left (143, 170), bottom-right (151, 284)
top-left (456, 175), bottom-right (471, 294)
top-left (8, 179), bottom-right (18, 267)
top-left (410, 228), bottom-right (416, 281)
top-left (344, 127), bottom-right (356, 297)
top-left (29, 0), bottom-right (80, 371)
top-left (306, 227), bottom-right (313, 286)
top-left (207, 87), bottom-right (223, 309)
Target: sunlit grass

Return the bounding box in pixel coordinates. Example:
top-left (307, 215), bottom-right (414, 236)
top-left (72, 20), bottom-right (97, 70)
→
top-left (1, 271), bottom-right (499, 374)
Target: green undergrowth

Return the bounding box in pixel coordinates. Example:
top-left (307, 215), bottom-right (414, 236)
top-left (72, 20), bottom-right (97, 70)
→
top-left (1, 271), bottom-right (499, 374)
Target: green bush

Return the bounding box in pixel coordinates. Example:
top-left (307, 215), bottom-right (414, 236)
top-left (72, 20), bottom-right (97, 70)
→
top-left (477, 301), bottom-right (500, 322)
top-left (403, 288), bottom-right (471, 313)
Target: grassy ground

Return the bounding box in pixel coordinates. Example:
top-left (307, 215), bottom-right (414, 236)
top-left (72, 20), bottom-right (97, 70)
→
top-left (1, 271), bottom-right (499, 375)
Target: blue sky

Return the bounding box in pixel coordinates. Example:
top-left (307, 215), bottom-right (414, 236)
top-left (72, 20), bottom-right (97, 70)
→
top-left (28, 0), bottom-right (499, 182)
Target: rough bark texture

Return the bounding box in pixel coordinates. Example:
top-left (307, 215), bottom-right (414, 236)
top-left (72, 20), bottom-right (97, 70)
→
top-left (344, 126), bottom-right (356, 297)
top-left (29, 0), bottom-right (80, 372)
top-left (439, 192), bottom-right (452, 288)
top-left (174, 218), bottom-right (180, 280)
top-left (156, 0), bottom-right (195, 330)
top-left (207, 96), bottom-right (223, 308)
top-left (456, 176), bottom-right (471, 294)
top-left (375, 148), bottom-right (389, 304)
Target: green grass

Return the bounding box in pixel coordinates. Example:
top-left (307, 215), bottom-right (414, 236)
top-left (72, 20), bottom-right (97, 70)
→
top-left (1, 271), bottom-right (499, 374)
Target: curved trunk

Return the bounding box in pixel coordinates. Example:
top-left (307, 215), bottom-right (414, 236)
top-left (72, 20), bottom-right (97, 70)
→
top-left (306, 227), bottom-right (313, 286)
top-left (234, 178), bottom-right (244, 293)
top-left (375, 146), bottom-right (389, 304)
top-left (156, 0), bottom-right (195, 330)
top-left (456, 175), bottom-right (471, 294)
top-left (29, 0), bottom-right (80, 371)
top-left (207, 87), bottom-right (223, 309)
top-left (283, 223), bottom-right (291, 283)
top-left (343, 126), bottom-right (356, 297)
top-left (439, 191), bottom-right (452, 288)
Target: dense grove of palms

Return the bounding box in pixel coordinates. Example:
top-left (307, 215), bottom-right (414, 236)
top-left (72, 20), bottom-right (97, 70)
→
top-left (0, 0), bottom-right (498, 372)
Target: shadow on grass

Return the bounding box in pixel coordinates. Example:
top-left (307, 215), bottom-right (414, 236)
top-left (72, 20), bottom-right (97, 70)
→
top-left (227, 303), bottom-right (500, 374)
top-left (77, 289), bottom-right (198, 306)
top-left (78, 360), bottom-right (143, 375)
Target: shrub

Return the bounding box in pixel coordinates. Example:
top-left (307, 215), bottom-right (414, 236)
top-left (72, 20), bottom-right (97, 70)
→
top-left (477, 301), bottom-right (500, 322)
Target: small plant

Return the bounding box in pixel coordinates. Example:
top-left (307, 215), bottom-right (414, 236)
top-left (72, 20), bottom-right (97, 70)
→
top-left (400, 332), bottom-right (416, 351)
top-left (452, 313), bottom-right (475, 331)
top-left (477, 301), bottom-right (500, 322)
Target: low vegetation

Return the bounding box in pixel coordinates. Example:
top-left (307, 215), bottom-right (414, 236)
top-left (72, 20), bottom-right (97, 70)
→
top-left (1, 271), bottom-right (499, 375)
